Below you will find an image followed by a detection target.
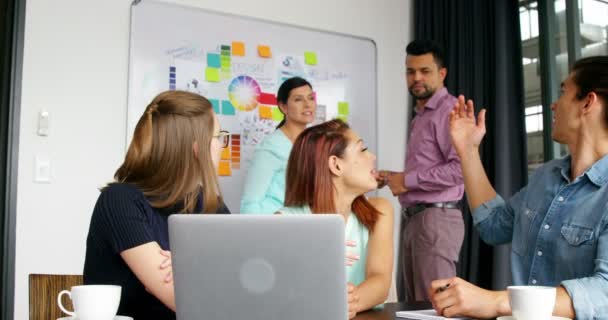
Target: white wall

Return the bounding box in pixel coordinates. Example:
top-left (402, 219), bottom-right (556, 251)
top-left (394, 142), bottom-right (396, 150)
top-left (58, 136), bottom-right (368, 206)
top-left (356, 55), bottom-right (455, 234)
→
top-left (14, 0), bottom-right (411, 318)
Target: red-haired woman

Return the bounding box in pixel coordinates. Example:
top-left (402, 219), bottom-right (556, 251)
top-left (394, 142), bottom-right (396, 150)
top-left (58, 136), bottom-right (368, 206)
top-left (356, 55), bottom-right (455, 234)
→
top-left (277, 119), bottom-right (394, 319)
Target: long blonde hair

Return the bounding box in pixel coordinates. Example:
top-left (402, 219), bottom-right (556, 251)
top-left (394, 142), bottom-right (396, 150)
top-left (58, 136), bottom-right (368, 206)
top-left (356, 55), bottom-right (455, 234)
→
top-left (114, 90), bottom-right (221, 212)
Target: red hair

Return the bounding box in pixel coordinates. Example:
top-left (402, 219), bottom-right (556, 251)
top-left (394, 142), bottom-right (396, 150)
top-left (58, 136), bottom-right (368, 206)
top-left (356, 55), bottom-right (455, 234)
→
top-left (284, 119), bottom-right (380, 230)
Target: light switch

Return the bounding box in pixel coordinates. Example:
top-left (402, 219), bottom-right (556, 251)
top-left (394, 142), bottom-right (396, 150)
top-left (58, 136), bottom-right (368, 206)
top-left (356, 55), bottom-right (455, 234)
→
top-left (37, 110), bottom-right (49, 136)
top-left (34, 156), bottom-right (51, 183)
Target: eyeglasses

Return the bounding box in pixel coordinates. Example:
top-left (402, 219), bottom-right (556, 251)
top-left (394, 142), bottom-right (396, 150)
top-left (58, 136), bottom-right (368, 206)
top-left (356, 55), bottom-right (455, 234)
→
top-left (213, 130), bottom-right (230, 148)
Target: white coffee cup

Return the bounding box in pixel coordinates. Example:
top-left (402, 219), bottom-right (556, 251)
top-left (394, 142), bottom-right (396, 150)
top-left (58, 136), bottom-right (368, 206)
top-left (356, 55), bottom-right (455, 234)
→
top-left (508, 285), bottom-right (556, 320)
top-left (57, 285), bottom-right (121, 320)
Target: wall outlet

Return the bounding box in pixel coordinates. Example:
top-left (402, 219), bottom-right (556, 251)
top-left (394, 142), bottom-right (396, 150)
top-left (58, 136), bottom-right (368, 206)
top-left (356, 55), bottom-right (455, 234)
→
top-left (34, 156), bottom-right (51, 183)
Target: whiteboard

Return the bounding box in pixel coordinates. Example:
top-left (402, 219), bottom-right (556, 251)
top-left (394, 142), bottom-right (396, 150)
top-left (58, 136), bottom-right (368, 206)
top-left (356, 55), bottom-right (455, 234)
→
top-left (127, 0), bottom-right (377, 212)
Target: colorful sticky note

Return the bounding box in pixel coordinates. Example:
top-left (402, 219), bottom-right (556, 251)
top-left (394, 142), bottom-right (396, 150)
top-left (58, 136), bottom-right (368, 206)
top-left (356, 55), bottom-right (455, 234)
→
top-left (209, 99), bottom-right (220, 114)
top-left (336, 114), bottom-right (348, 122)
top-left (338, 102), bottom-right (349, 115)
top-left (207, 53), bottom-right (221, 68)
top-left (231, 135), bottom-right (240, 145)
top-left (232, 41), bottom-right (245, 56)
top-left (218, 161), bottom-right (231, 176)
top-left (304, 51), bottom-right (317, 65)
top-left (205, 67), bottom-right (220, 82)
top-left (221, 147), bottom-right (230, 160)
top-left (258, 92), bottom-right (277, 105)
top-left (258, 45), bottom-right (272, 58)
top-left (221, 100), bottom-right (236, 115)
top-left (258, 106), bottom-right (273, 119)
top-left (271, 107), bottom-right (284, 122)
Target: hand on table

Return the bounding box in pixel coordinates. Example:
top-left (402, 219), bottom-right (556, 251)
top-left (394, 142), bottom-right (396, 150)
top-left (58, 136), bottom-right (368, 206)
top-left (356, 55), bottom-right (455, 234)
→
top-left (429, 277), bottom-right (509, 319)
top-left (347, 282), bottom-right (360, 319)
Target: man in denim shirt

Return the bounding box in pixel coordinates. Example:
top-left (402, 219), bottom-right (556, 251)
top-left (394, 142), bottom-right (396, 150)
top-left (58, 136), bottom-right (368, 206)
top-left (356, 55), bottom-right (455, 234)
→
top-left (428, 56), bottom-right (608, 319)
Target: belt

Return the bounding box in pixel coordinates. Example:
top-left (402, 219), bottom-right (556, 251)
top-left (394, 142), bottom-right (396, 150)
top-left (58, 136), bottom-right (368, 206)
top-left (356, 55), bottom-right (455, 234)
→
top-left (402, 201), bottom-right (460, 218)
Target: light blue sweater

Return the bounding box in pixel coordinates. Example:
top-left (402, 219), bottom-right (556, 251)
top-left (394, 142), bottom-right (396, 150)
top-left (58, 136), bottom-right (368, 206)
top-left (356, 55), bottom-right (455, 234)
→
top-left (240, 129), bottom-right (292, 214)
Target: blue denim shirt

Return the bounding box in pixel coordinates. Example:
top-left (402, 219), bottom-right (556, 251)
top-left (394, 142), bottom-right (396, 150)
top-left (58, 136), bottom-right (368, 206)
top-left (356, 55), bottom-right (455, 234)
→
top-left (473, 155), bottom-right (608, 319)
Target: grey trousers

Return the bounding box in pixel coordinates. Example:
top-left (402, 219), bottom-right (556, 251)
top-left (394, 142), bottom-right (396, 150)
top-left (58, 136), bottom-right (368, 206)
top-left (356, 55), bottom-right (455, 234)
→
top-left (400, 207), bottom-right (465, 302)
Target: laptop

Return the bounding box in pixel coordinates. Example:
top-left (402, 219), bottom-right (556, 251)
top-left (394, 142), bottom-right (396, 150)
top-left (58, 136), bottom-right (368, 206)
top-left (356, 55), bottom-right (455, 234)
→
top-left (168, 214), bottom-right (347, 320)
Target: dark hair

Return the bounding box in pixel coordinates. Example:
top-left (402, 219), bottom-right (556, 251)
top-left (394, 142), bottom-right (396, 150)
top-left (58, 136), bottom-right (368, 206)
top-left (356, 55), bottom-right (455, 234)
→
top-left (284, 119), bottom-right (380, 230)
top-left (571, 56), bottom-right (608, 125)
top-left (406, 40), bottom-right (446, 69)
top-left (275, 76), bottom-right (312, 129)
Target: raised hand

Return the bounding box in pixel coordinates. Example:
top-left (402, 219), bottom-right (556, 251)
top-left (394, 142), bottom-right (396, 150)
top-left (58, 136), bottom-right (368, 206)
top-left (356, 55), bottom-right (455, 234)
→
top-left (449, 95), bottom-right (487, 157)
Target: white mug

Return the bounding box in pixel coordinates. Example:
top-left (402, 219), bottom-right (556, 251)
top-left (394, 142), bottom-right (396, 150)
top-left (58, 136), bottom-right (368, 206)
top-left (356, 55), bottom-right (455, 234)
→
top-left (57, 285), bottom-right (121, 320)
top-left (508, 285), bottom-right (556, 320)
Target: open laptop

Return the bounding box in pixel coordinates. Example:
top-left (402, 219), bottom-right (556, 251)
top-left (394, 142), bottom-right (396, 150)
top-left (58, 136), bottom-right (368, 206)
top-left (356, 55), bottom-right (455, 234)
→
top-left (168, 214), bottom-right (347, 320)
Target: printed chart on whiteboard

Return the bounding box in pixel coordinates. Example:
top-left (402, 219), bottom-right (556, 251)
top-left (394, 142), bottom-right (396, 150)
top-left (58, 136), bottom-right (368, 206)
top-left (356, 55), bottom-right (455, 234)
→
top-left (128, 1), bottom-right (377, 211)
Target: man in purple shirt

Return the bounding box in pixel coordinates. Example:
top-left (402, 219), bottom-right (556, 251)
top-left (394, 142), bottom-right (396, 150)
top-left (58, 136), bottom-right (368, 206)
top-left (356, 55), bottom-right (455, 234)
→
top-left (380, 40), bottom-right (464, 302)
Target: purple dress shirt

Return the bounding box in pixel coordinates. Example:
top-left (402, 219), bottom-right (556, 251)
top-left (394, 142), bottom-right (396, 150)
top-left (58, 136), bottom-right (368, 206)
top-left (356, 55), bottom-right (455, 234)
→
top-left (399, 87), bottom-right (464, 207)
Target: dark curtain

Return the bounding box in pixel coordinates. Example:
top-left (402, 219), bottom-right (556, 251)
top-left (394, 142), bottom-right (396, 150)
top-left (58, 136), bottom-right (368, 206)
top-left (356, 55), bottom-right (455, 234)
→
top-left (1, 0), bottom-right (22, 319)
top-left (0, 0), bottom-right (11, 317)
top-left (405, 0), bottom-right (528, 292)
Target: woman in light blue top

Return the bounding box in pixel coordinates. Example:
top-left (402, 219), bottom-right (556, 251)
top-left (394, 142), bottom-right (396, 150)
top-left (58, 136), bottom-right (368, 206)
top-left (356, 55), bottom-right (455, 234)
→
top-left (240, 77), bottom-right (317, 214)
top-left (278, 119), bottom-right (394, 319)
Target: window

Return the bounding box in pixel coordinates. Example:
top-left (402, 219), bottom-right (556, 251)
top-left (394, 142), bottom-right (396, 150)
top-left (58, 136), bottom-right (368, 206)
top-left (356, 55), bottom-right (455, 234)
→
top-left (520, 4), bottom-right (539, 41)
top-left (520, 0), bottom-right (544, 173)
top-left (519, 0), bottom-right (604, 174)
top-left (580, 0), bottom-right (608, 58)
top-left (525, 105), bottom-right (543, 133)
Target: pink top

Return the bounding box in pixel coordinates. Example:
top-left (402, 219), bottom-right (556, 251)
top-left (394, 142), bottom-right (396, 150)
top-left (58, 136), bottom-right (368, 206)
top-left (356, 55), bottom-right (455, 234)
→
top-left (399, 87), bottom-right (464, 207)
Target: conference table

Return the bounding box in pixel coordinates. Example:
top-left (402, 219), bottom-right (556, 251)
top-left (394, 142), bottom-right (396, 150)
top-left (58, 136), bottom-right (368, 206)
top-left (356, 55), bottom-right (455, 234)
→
top-left (353, 301), bottom-right (434, 320)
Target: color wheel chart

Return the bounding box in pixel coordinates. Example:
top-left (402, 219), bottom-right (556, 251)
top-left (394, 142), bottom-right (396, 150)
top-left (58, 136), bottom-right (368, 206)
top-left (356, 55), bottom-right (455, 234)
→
top-left (228, 76), bottom-right (261, 112)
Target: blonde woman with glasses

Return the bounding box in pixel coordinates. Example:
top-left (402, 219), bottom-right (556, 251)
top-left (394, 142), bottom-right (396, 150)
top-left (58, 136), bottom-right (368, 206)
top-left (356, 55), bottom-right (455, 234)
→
top-left (83, 90), bottom-right (230, 320)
